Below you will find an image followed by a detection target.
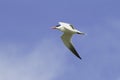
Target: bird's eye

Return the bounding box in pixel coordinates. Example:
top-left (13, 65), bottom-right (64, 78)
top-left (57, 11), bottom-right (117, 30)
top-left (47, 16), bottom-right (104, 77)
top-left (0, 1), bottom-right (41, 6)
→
top-left (56, 25), bottom-right (60, 27)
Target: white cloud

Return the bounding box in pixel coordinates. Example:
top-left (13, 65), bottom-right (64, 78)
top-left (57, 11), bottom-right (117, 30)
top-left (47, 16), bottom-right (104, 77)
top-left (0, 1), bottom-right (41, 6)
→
top-left (0, 39), bottom-right (65, 80)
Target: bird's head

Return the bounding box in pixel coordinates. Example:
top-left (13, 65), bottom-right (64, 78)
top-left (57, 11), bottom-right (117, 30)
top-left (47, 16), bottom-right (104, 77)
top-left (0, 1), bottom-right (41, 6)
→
top-left (51, 22), bottom-right (69, 30)
top-left (51, 24), bottom-right (61, 30)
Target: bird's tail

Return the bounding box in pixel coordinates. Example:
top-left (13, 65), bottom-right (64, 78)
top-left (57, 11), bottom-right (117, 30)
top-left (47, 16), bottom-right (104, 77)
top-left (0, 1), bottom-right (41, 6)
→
top-left (77, 31), bottom-right (85, 35)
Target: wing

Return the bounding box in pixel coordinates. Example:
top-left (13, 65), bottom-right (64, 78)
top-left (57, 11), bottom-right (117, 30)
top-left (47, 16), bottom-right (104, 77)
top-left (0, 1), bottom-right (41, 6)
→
top-left (69, 24), bottom-right (74, 29)
top-left (61, 33), bottom-right (82, 59)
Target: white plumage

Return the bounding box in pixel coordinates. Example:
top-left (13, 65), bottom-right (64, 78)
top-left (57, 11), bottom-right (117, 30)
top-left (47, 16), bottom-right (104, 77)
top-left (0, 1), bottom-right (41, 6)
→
top-left (52, 22), bottom-right (85, 59)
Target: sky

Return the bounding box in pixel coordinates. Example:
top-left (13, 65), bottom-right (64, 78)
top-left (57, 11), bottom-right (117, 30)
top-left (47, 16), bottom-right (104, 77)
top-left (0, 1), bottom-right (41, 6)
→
top-left (0, 0), bottom-right (120, 80)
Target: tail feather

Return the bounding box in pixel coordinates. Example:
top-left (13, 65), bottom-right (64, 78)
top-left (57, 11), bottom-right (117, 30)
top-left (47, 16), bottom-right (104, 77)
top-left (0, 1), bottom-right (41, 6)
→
top-left (77, 32), bottom-right (85, 35)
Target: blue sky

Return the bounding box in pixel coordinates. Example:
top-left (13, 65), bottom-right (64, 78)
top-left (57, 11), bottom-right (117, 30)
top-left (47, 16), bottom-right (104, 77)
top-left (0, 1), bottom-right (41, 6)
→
top-left (0, 0), bottom-right (120, 80)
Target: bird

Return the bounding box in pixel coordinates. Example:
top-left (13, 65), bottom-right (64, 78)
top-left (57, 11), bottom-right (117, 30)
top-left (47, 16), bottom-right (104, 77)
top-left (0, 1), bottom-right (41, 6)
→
top-left (52, 22), bottom-right (85, 59)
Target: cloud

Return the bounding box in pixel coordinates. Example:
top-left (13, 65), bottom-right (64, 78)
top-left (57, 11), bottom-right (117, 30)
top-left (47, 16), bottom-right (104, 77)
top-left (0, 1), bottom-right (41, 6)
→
top-left (0, 39), bottom-right (65, 80)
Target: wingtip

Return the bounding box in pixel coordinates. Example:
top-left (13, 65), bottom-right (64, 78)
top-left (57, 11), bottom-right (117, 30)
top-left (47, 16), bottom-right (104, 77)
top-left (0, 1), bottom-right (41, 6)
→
top-left (79, 57), bottom-right (82, 60)
top-left (76, 55), bottom-right (82, 60)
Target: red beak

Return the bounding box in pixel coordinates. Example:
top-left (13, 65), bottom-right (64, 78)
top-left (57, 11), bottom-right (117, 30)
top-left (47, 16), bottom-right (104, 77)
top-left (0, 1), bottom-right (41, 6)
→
top-left (51, 27), bottom-right (56, 29)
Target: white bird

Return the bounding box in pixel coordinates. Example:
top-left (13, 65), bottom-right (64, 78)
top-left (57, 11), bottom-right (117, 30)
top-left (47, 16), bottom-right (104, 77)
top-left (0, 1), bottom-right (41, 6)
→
top-left (52, 22), bottom-right (85, 59)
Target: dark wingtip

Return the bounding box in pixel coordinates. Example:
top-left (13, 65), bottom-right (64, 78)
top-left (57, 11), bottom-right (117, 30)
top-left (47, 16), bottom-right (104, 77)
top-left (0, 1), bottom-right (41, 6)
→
top-left (78, 56), bottom-right (82, 60)
top-left (76, 55), bottom-right (82, 60)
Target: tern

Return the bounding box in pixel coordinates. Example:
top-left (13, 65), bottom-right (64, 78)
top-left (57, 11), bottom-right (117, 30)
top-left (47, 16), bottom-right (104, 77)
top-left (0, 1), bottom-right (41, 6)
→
top-left (52, 22), bottom-right (85, 59)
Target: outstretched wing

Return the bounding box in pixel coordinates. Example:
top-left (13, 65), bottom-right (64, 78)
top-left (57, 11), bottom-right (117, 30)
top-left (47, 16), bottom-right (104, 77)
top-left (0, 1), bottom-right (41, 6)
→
top-left (61, 33), bottom-right (82, 59)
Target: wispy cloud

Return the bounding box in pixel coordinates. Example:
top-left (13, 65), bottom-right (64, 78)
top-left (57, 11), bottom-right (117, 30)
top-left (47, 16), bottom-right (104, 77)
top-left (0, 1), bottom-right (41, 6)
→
top-left (0, 39), bottom-right (65, 80)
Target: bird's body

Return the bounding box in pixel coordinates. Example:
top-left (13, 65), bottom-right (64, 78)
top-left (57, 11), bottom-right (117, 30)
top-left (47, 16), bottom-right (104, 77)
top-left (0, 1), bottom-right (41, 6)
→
top-left (52, 22), bottom-right (85, 59)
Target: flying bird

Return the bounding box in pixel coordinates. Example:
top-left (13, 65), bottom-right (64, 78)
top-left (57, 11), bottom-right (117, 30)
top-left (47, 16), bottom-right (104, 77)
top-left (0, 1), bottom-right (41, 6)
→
top-left (52, 22), bottom-right (85, 59)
